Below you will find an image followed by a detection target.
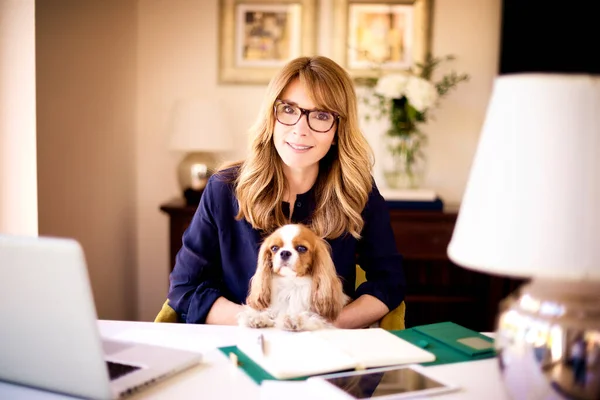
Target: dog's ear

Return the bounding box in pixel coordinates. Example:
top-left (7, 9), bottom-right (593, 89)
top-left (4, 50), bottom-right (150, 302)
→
top-left (311, 237), bottom-right (346, 322)
top-left (246, 240), bottom-right (273, 310)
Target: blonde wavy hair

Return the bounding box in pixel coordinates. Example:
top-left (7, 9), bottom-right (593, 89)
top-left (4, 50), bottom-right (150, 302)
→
top-left (223, 56), bottom-right (374, 239)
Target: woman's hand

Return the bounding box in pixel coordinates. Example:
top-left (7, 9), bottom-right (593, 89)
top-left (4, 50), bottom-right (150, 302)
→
top-left (333, 295), bottom-right (389, 329)
top-left (206, 297), bottom-right (245, 325)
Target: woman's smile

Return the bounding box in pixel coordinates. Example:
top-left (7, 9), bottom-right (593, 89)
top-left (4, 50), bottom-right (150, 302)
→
top-left (286, 142), bottom-right (313, 152)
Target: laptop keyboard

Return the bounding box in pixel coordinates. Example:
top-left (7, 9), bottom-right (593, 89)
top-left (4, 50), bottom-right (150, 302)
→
top-left (106, 360), bottom-right (141, 380)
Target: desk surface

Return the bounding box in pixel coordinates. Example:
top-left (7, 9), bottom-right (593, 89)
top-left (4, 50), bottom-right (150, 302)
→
top-left (0, 320), bottom-right (511, 399)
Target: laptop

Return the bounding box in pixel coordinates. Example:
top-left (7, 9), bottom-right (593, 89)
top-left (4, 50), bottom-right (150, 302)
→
top-left (0, 235), bottom-right (202, 399)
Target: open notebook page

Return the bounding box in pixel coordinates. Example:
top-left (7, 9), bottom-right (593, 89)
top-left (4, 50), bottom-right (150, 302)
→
top-left (312, 328), bottom-right (436, 368)
top-left (237, 330), bottom-right (357, 379)
top-left (237, 328), bottom-right (435, 380)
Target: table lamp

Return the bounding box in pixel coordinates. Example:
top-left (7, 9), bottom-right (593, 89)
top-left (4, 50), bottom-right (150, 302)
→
top-left (447, 74), bottom-right (600, 400)
top-left (169, 98), bottom-right (232, 205)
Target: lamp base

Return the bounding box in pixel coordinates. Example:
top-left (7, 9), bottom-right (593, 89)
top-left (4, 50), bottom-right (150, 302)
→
top-left (177, 152), bottom-right (217, 198)
top-left (496, 278), bottom-right (600, 400)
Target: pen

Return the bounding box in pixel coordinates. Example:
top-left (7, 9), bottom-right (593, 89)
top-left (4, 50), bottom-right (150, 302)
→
top-left (257, 333), bottom-right (266, 356)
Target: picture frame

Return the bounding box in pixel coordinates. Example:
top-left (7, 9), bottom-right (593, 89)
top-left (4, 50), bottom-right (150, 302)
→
top-left (219, 0), bottom-right (318, 84)
top-left (331, 0), bottom-right (433, 81)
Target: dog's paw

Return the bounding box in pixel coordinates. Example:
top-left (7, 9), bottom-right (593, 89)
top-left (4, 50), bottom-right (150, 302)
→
top-left (275, 314), bottom-right (304, 332)
top-left (299, 312), bottom-right (335, 331)
top-left (275, 312), bottom-right (332, 331)
top-left (237, 306), bottom-right (275, 329)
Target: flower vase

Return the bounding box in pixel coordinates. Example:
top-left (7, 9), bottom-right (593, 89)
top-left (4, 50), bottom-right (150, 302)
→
top-left (382, 134), bottom-right (426, 190)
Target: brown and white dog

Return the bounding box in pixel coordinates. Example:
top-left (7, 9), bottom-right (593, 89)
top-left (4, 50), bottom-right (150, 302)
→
top-left (237, 224), bottom-right (349, 331)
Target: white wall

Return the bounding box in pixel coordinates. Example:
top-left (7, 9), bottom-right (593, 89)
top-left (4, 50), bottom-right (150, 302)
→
top-left (0, 0), bottom-right (38, 235)
top-left (36, 0), bottom-right (138, 320)
top-left (135, 0), bottom-right (502, 321)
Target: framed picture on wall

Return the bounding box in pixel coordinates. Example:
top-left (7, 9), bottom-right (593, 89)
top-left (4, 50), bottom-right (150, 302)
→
top-left (219, 0), bottom-right (317, 84)
top-left (332, 0), bottom-right (432, 81)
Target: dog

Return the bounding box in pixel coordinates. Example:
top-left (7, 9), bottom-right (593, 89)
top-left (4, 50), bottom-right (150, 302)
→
top-left (237, 224), bottom-right (349, 331)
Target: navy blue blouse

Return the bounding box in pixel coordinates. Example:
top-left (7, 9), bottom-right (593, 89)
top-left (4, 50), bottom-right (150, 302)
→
top-left (168, 168), bottom-right (406, 323)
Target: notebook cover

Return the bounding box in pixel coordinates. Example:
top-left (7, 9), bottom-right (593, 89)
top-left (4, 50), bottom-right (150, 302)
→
top-left (412, 322), bottom-right (496, 357)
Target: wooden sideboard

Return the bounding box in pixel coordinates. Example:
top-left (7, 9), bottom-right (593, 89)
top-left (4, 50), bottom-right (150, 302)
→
top-left (160, 198), bottom-right (524, 332)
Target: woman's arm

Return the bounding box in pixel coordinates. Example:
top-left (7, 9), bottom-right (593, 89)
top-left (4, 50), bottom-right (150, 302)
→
top-left (354, 182), bottom-right (406, 319)
top-left (206, 297), bottom-right (245, 325)
top-left (333, 294), bottom-right (389, 329)
top-left (168, 176), bottom-right (233, 324)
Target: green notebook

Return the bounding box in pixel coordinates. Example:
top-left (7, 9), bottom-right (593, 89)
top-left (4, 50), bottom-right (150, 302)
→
top-left (412, 321), bottom-right (496, 358)
top-left (219, 321), bottom-right (496, 385)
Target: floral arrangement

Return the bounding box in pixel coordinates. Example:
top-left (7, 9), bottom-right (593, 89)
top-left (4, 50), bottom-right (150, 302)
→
top-left (362, 54), bottom-right (470, 188)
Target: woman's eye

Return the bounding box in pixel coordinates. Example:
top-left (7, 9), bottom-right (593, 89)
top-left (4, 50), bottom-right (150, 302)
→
top-left (314, 112), bottom-right (332, 121)
top-left (296, 246), bottom-right (307, 253)
top-left (283, 105), bottom-right (296, 114)
top-left (271, 246), bottom-right (279, 252)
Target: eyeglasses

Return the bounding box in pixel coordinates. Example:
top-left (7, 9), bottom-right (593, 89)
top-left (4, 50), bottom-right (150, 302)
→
top-left (274, 100), bottom-right (339, 133)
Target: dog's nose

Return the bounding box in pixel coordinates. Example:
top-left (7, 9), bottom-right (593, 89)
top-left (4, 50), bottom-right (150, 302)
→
top-left (280, 250), bottom-right (292, 261)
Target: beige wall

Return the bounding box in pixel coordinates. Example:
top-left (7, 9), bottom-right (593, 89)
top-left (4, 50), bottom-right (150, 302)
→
top-left (426, 0), bottom-right (501, 201)
top-left (31, 0), bottom-right (501, 321)
top-left (36, 0), bottom-right (138, 320)
top-left (0, 0), bottom-right (38, 235)
top-left (135, 0), bottom-right (265, 320)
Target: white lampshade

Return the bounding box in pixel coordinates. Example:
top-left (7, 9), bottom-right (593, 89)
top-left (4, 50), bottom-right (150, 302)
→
top-left (448, 74), bottom-right (600, 280)
top-left (169, 98), bottom-right (232, 152)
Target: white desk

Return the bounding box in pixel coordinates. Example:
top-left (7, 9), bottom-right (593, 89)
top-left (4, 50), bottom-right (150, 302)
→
top-left (0, 320), bottom-right (511, 399)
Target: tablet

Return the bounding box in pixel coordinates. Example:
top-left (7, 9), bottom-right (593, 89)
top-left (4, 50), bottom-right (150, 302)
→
top-left (307, 364), bottom-right (460, 399)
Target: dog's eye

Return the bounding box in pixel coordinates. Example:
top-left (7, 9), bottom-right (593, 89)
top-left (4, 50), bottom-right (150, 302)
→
top-left (296, 246), bottom-right (307, 253)
top-left (270, 245), bottom-right (279, 252)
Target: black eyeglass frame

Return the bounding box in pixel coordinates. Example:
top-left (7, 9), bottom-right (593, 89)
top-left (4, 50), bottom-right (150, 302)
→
top-left (273, 100), bottom-right (340, 133)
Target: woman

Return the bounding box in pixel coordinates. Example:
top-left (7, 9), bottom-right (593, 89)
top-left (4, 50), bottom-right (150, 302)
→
top-left (168, 56), bottom-right (405, 328)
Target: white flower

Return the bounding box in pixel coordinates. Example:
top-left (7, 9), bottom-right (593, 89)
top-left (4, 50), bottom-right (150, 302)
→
top-left (361, 54), bottom-right (468, 136)
top-left (372, 73), bottom-right (437, 113)
top-left (374, 74), bottom-right (409, 99)
top-left (404, 76), bottom-right (437, 112)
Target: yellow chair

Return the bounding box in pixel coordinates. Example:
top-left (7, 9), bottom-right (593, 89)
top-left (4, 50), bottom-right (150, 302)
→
top-left (154, 299), bottom-right (178, 323)
top-left (155, 266), bottom-right (405, 329)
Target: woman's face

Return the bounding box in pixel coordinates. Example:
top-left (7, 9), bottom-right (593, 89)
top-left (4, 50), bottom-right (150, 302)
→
top-left (273, 79), bottom-right (336, 175)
